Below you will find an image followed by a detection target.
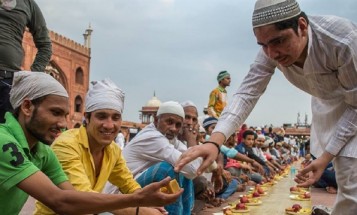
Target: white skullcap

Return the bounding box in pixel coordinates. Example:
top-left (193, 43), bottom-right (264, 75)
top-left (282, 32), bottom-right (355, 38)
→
top-left (10, 71), bottom-right (68, 109)
top-left (256, 127), bottom-right (262, 131)
top-left (85, 79), bottom-right (125, 113)
top-left (252, 0), bottom-right (301, 28)
top-left (180, 100), bottom-right (197, 109)
top-left (257, 134), bottom-right (265, 139)
top-left (157, 101), bottom-right (185, 119)
top-left (263, 137), bottom-right (274, 147)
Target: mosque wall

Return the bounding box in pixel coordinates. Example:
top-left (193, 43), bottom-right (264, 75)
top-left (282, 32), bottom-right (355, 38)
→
top-left (22, 30), bottom-right (90, 128)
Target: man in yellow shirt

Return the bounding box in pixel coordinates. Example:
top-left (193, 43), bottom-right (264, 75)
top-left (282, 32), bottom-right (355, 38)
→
top-left (35, 79), bottom-right (164, 215)
top-left (207, 71), bottom-right (231, 117)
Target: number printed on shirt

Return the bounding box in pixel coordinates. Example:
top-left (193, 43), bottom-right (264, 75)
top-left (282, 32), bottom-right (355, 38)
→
top-left (2, 143), bottom-right (24, 166)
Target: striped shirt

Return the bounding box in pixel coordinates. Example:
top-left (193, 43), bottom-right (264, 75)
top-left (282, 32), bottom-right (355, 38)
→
top-left (214, 15), bottom-right (357, 158)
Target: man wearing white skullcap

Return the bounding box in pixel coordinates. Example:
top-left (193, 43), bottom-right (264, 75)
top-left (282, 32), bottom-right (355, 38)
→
top-left (0, 72), bottom-right (181, 215)
top-left (123, 101), bottom-right (202, 215)
top-left (85, 79), bottom-right (125, 114)
top-left (10, 71), bottom-right (68, 111)
top-left (179, 100), bottom-right (199, 143)
top-left (35, 79), bottom-right (167, 215)
top-left (177, 1), bottom-right (357, 214)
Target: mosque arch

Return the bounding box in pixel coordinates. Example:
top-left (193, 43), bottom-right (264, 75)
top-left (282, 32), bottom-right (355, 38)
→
top-left (45, 61), bottom-right (68, 91)
top-left (75, 67), bottom-right (84, 85)
top-left (74, 95), bottom-right (83, 112)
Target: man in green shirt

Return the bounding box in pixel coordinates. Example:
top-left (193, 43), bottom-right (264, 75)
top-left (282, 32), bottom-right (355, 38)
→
top-left (0, 71), bottom-right (182, 214)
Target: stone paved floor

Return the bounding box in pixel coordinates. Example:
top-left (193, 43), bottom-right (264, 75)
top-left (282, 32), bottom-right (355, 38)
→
top-left (195, 180), bottom-right (336, 215)
top-left (20, 175), bottom-right (336, 215)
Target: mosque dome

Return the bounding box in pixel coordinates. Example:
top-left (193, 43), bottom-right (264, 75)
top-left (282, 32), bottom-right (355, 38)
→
top-left (146, 94), bottom-right (161, 107)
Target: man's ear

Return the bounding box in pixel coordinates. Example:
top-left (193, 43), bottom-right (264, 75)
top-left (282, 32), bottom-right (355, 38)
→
top-left (153, 115), bottom-right (159, 126)
top-left (298, 17), bottom-right (308, 36)
top-left (20, 99), bottom-right (34, 117)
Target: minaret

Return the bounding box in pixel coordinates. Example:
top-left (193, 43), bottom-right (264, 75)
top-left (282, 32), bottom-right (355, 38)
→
top-left (83, 24), bottom-right (93, 50)
top-left (304, 113), bottom-right (308, 126)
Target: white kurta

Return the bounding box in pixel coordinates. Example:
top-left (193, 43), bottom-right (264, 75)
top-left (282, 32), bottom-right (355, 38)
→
top-left (214, 15), bottom-right (357, 159)
top-left (123, 123), bottom-right (201, 179)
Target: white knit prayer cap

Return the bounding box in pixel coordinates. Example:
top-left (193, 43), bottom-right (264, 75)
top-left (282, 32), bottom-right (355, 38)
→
top-left (252, 0), bottom-right (301, 28)
top-left (257, 134), bottom-right (265, 139)
top-left (85, 79), bottom-right (125, 113)
top-left (10, 71), bottom-right (68, 109)
top-left (180, 100), bottom-right (197, 109)
top-left (263, 137), bottom-right (275, 147)
top-left (157, 101), bottom-right (185, 119)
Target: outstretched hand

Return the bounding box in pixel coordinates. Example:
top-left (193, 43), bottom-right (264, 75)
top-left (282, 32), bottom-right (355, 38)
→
top-left (175, 132), bottom-right (225, 175)
top-left (294, 152), bottom-right (334, 187)
top-left (137, 177), bottom-right (184, 207)
top-left (175, 143), bottom-right (219, 175)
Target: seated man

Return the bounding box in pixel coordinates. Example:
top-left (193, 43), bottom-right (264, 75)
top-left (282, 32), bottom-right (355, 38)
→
top-left (203, 117), bottom-right (262, 185)
top-left (0, 72), bottom-right (181, 215)
top-left (256, 135), bottom-right (282, 173)
top-left (123, 101), bottom-right (202, 215)
top-left (35, 79), bottom-right (163, 214)
top-left (180, 101), bottom-right (231, 209)
top-left (236, 130), bottom-right (271, 179)
top-left (224, 134), bottom-right (261, 185)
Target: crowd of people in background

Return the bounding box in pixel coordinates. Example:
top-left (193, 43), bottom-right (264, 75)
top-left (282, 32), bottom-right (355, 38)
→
top-left (1, 0), bottom-right (353, 214)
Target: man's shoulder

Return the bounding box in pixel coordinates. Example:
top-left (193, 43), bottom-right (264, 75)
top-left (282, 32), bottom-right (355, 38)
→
top-left (0, 127), bottom-right (19, 147)
top-left (54, 128), bottom-right (82, 145)
top-left (235, 143), bottom-right (245, 151)
top-left (210, 87), bottom-right (221, 93)
top-left (310, 15), bottom-right (357, 39)
top-left (131, 124), bottom-right (163, 141)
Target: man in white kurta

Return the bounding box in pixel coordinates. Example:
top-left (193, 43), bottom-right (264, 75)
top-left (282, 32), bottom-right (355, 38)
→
top-left (123, 101), bottom-right (201, 215)
top-left (176, 1), bottom-right (357, 214)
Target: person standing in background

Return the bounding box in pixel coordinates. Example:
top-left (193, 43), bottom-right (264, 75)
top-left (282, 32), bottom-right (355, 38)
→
top-left (207, 71), bottom-right (230, 118)
top-left (0, 0), bottom-right (52, 123)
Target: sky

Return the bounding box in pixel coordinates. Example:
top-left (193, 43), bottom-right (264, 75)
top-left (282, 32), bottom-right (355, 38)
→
top-left (35, 0), bottom-right (357, 127)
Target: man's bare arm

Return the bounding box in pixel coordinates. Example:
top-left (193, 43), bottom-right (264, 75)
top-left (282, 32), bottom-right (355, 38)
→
top-left (18, 171), bottom-right (182, 215)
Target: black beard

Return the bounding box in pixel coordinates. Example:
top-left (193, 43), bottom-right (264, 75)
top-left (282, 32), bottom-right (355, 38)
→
top-left (25, 107), bottom-right (52, 145)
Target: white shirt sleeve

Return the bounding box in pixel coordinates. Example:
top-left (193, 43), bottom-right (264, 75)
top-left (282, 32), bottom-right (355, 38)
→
top-left (213, 49), bottom-right (276, 139)
top-left (325, 42), bottom-right (357, 155)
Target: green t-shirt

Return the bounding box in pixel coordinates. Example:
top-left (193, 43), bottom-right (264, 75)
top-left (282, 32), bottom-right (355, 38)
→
top-left (0, 113), bottom-right (68, 214)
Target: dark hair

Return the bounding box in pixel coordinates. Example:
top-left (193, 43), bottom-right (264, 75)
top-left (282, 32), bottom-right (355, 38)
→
top-left (243, 130), bottom-right (255, 139)
top-left (83, 112), bottom-right (91, 127)
top-left (12, 96), bottom-right (47, 118)
top-left (274, 12), bottom-right (309, 35)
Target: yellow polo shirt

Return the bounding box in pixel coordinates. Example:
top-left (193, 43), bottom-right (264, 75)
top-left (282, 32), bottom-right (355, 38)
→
top-left (34, 126), bottom-right (141, 214)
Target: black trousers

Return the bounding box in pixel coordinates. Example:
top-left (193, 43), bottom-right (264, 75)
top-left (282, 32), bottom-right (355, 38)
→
top-left (0, 77), bottom-right (14, 123)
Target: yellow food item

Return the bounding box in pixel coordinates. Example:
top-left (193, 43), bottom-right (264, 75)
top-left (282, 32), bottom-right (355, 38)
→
top-left (160, 179), bottom-right (180, 194)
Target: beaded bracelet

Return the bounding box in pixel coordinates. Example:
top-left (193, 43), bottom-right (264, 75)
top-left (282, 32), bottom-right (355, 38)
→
top-left (203, 141), bottom-right (221, 155)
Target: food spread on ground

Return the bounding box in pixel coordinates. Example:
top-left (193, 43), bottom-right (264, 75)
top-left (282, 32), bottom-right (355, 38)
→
top-left (285, 204), bottom-right (312, 215)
